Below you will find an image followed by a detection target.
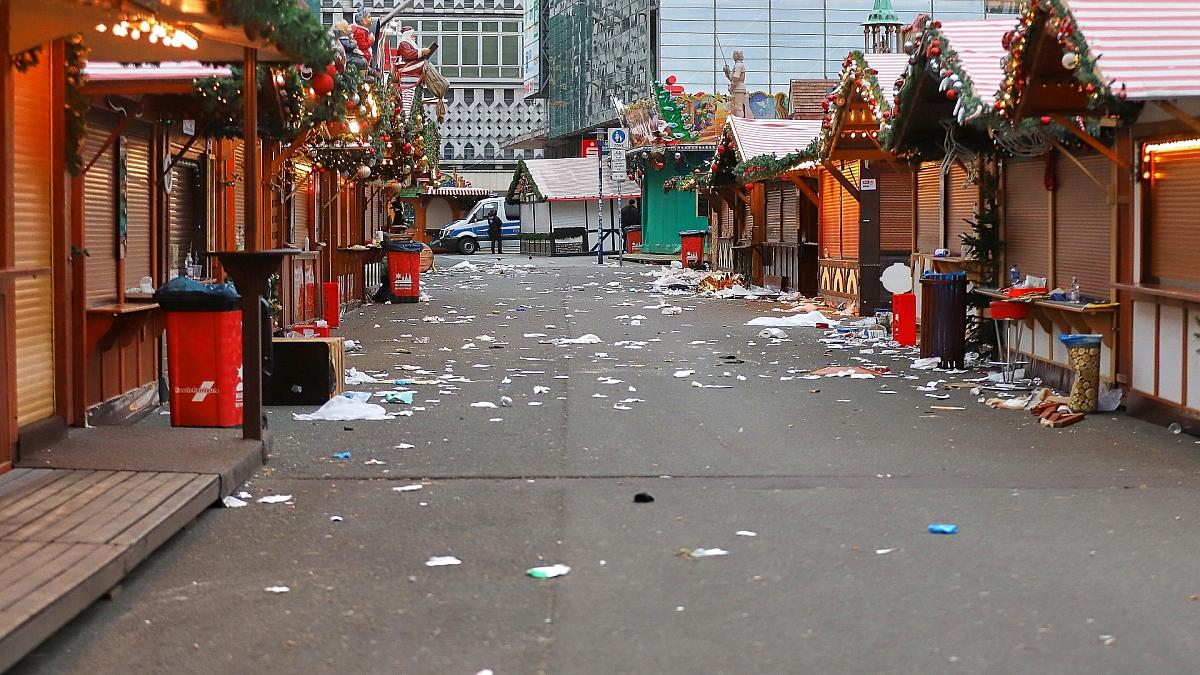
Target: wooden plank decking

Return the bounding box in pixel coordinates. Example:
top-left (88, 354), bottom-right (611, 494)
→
top-left (0, 468), bottom-right (219, 672)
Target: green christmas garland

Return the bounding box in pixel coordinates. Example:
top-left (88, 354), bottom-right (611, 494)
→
top-left (817, 51), bottom-right (894, 160)
top-left (221, 0), bottom-right (333, 68)
top-left (733, 140), bottom-right (820, 184)
top-left (64, 35), bottom-right (90, 176)
top-left (506, 160), bottom-right (545, 202)
top-left (11, 46), bottom-right (42, 73)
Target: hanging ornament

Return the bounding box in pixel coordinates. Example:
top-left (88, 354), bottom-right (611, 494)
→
top-left (1061, 52), bottom-right (1080, 70)
top-left (1040, 115), bottom-right (1052, 125)
top-left (946, 89), bottom-right (958, 101)
top-left (357, 165), bottom-right (372, 180)
top-left (312, 72), bottom-right (334, 96)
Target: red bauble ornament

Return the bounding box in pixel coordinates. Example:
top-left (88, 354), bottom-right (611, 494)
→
top-left (1085, 83), bottom-right (1096, 94)
top-left (710, 162), bottom-right (719, 173)
top-left (743, 183), bottom-right (753, 192)
top-left (931, 20), bottom-right (942, 29)
top-left (1040, 115), bottom-right (1052, 125)
top-left (928, 46), bottom-right (941, 57)
top-left (946, 89), bottom-right (958, 100)
top-left (402, 142), bottom-right (413, 155)
top-left (326, 64), bottom-right (337, 77)
top-left (312, 72), bottom-right (334, 96)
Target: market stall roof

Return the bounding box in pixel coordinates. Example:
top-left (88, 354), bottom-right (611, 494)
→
top-left (8, 0), bottom-right (326, 64)
top-left (728, 117), bottom-right (822, 162)
top-left (83, 61), bottom-right (233, 95)
top-left (427, 187), bottom-right (493, 196)
top-left (886, 17), bottom-right (1016, 152)
top-left (818, 51), bottom-right (910, 161)
top-left (507, 157), bottom-right (642, 202)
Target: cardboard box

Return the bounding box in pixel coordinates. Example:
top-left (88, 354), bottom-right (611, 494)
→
top-left (268, 337), bottom-right (345, 405)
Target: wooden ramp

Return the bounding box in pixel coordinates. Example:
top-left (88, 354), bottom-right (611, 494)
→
top-left (0, 468), bottom-right (219, 672)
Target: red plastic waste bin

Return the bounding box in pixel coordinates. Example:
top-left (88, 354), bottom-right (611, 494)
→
top-left (384, 240), bottom-right (424, 303)
top-left (625, 226), bottom-right (642, 253)
top-left (323, 281), bottom-right (340, 328)
top-left (679, 229), bottom-right (707, 269)
top-left (892, 292), bottom-right (917, 346)
top-left (156, 283), bottom-right (243, 428)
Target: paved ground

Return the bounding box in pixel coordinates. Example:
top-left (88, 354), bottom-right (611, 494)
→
top-left (13, 253), bottom-right (1200, 674)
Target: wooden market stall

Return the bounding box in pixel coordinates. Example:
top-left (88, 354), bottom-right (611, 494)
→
top-left (1000, 0), bottom-right (1200, 425)
top-left (507, 157), bottom-right (640, 257)
top-left (706, 117), bottom-right (822, 293)
top-left (814, 50), bottom-right (912, 314)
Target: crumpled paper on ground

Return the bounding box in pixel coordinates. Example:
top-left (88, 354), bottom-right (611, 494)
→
top-left (745, 310), bottom-right (840, 328)
top-left (293, 393), bottom-right (394, 421)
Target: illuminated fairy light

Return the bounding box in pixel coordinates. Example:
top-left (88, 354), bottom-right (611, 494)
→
top-left (1143, 138), bottom-right (1200, 155)
top-left (97, 16), bottom-right (198, 50)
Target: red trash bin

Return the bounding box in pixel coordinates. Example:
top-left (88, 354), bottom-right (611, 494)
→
top-left (156, 281), bottom-right (243, 427)
top-left (625, 226), bottom-right (642, 253)
top-left (323, 281), bottom-right (340, 328)
top-left (892, 292), bottom-right (917, 347)
top-left (384, 240), bottom-right (424, 303)
top-left (679, 229), bottom-right (707, 269)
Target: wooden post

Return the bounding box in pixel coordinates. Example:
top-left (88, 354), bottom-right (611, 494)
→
top-left (240, 48), bottom-right (264, 441)
top-left (859, 161), bottom-right (882, 314)
top-left (243, 48), bottom-right (259, 253)
top-left (50, 40), bottom-right (71, 423)
top-left (0, 0), bottom-right (16, 469)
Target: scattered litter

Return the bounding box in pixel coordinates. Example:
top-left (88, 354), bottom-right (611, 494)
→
top-left (735, 530), bottom-right (757, 537)
top-left (393, 484), bottom-right (424, 492)
top-left (257, 494), bottom-right (293, 504)
top-left (293, 394), bottom-right (393, 421)
top-left (526, 564), bottom-right (572, 579)
top-left (634, 492), bottom-right (655, 503)
top-left (396, 443), bottom-right (415, 449)
top-left (875, 548), bottom-right (897, 555)
top-left (470, 401), bottom-right (498, 409)
top-left (673, 370), bottom-right (695, 378)
top-left (263, 586), bottom-right (290, 593)
top-left (930, 406), bottom-right (967, 411)
top-left (680, 547), bottom-right (729, 559)
top-left (911, 357), bottom-right (941, 370)
top-left (691, 381), bottom-right (733, 389)
top-left (524, 332), bottom-right (547, 338)
top-left (344, 368), bottom-right (380, 385)
top-left (500, 396), bottom-right (513, 407)
top-left (235, 491), bottom-right (252, 499)
top-left (331, 451), bottom-right (352, 460)
top-left (928, 523), bottom-right (958, 535)
top-left (1099, 635), bottom-right (1117, 647)
top-left (425, 555), bottom-right (462, 567)
top-left (745, 310), bottom-right (839, 328)
top-left (924, 393), bottom-right (951, 400)
top-left (758, 328), bottom-right (788, 339)
top-left (533, 386), bottom-right (551, 394)
top-left (661, 306), bottom-right (683, 315)
top-left (383, 391), bottom-right (415, 405)
top-left (329, 515), bottom-right (343, 522)
top-left (221, 495), bottom-right (248, 508)
top-left (552, 334), bottom-right (602, 345)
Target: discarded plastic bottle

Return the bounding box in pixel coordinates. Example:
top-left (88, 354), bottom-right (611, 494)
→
top-left (1009, 265), bottom-right (1020, 287)
top-left (1169, 422), bottom-right (1183, 435)
top-left (1070, 276), bottom-right (1081, 303)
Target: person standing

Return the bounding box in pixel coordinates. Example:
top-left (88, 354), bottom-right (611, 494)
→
top-left (620, 199), bottom-right (641, 231)
top-left (487, 211), bottom-right (504, 254)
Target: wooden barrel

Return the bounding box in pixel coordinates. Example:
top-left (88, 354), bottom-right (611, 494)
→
top-left (419, 243), bottom-right (434, 272)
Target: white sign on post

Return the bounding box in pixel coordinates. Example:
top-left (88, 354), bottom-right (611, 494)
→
top-left (607, 127), bottom-right (629, 148)
top-left (610, 148), bottom-right (627, 180)
top-left (860, 178), bottom-right (877, 191)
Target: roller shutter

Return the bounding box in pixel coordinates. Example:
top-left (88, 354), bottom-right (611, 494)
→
top-left (819, 163), bottom-right (860, 259)
top-left (879, 167), bottom-right (914, 253)
top-left (781, 182), bottom-right (799, 244)
top-left (84, 119), bottom-right (117, 304)
top-left (1054, 153), bottom-right (1112, 296)
top-left (945, 163), bottom-right (978, 253)
top-left (168, 162), bottom-right (201, 277)
top-left (1146, 147), bottom-right (1200, 286)
top-left (765, 182), bottom-right (783, 242)
top-left (12, 56), bottom-right (55, 426)
top-left (1003, 158), bottom-right (1050, 281)
top-left (719, 199), bottom-right (733, 238)
top-left (916, 161), bottom-right (942, 253)
top-left (234, 141), bottom-right (246, 250)
top-left (294, 167), bottom-right (311, 245)
top-left (741, 198), bottom-right (755, 245)
top-left (123, 126), bottom-right (153, 289)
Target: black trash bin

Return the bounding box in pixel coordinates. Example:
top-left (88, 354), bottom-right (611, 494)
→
top-left (919, 271), bottom-right (968, 369)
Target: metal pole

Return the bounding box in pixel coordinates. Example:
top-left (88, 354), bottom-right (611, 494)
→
top-left (596, 131), bottom-right (604, 264)
top-left (617, 178), bottom-right (623, 266)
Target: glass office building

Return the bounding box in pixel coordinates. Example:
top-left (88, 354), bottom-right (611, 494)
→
top-left (544, 0), bottom-right (1019, 139)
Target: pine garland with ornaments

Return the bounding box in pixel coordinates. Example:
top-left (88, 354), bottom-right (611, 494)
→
top-left (997, 0), bottom-right (1135, 121)
top-left (707, 127), bottom-right (740, 186)
top-left (817, 51), bottom-right (897, 159)
top-left (732, 141), bottom-right (819, 184)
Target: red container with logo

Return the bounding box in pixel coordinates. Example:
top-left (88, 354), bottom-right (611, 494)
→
top-left (679, 230), bottom-right (707, 269)
top-left (384, 240), bottom-right (424, 303)
top-left (323, 281), bottom-right (340, 327)
top-left (892, 292), bottom-right (917, 347)
top-left (165, 309), bottom-right (243, 427)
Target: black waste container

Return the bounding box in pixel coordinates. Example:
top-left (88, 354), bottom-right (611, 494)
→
top-left (919, 271), bottom-right (968, 369)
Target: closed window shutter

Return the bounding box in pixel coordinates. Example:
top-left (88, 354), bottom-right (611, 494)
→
top-left (916, 161), bottom-right (942, 253)
top-left (1054, 153), bottom-right (1111, 296)
top-left (234, 141), bottom-right (245, 249)
top-left (879, 167), bottom-right (913, 253)
top-left (842, 163), bottom-right (861, 260)
top-left (945, 163), bottom-right (977, 251)
top-left (294, 168), bottom-right (311, 244)
top-left (742, 199), bottom-right (754, 245)
top-left (765, 182), bottom-right (783, 242)
top-left (12, 56), bottom-right (55, 426)
top-left (84, 120), bottom-right (117, 304)
top-left (820, 170), bottom-right (839, 257)
top-left (1148, 148), bottom-right (1200, 285)
top-left (719, 200), bottom-right (733, 238)
top-left (168, 163), bottom-right (200, 277)
top-left (124, 127), bottom-right (153, 289)
top-left (781, 182), bottom-right (799, 244)
top-left (1004, 158), bottom-right (1050, 280)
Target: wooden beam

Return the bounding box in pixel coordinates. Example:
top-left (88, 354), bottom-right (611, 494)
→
top-left (81, 112), bottom-right (135, 175)
top-left (822, 161), bottom-right (861, 202)
top-left (1044, 134), bottom-right (1110, 195)
top-left (0, 1), bottom-right (15, 469)
top-left (786, 174), bottom-right (820, 207)
top-left (1049, 114), bottom-right (1129, 169)
top-left (1155, 100), bottom-right (1200, 136)
top-left (243, 47), bottom-right (259, 252)
top-left (268, 128), bottom-right (315, 178)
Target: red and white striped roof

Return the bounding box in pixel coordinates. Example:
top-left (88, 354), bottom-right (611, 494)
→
top-left (427, 186), bottom-right (492, 196)
top-left (937, 18), bottom-right (1019, 106)
top-left (728, 117), bottom-right (822, 161)
top-left (85, 61), bottom-right (232, 82)
top-left (861, 53), bottom-right (910, 102)
top-left (517, 157), bottom-right (641, 201)
top-left (1065, 0), bottom-right (1200, 100)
